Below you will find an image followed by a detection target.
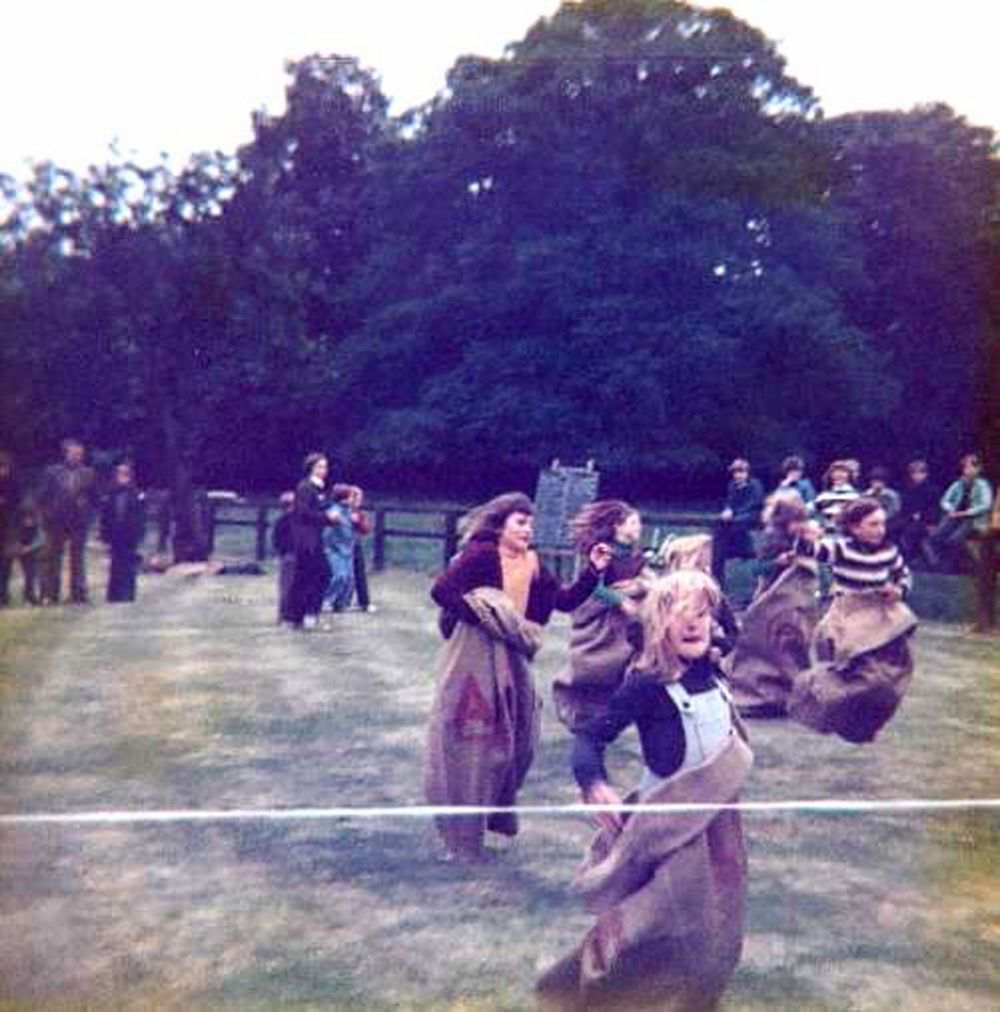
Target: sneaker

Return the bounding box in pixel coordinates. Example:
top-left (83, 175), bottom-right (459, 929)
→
top-left (303, 614), bottom-right (319, 630)
top-left (364, 604), bottom-right (378, 614)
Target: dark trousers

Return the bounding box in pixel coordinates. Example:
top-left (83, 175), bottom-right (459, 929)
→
top-left (352, 542), bottom-right (370, 608)
top-left (928, 517), bottom-right (976, 571)
top-left (893, 518), bottom-right (932, 567)
top-left (1, 552), bottom-right (38, 605)
top-left (278, 554), bottom-right (296, 623)
top-left (712, 521), bottom-right (755, 588)
top-left (42, 523), bottom-right (89, 602)
top-left (288, 550), bottom-right (331, 625)
top-left (107, 543), bottom-right (139, 602)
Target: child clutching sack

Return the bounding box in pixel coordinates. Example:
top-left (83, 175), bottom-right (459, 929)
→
top-left (537, 570), bottom-right (752, 1010)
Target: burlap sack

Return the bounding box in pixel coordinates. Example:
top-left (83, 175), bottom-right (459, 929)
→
top-left (537, 736), bottom-right (753, 1010)
top-left (552, 579), bottom-right (645, 732)
top-left (424, 588), bottom-right (543, 856)
top-left (726, 559), bottom-right (819, 714)
top-left (789, 591), bottom-right (918, 744)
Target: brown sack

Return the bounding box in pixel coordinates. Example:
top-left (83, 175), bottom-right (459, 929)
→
top-left (726, 559), bottom-right (820, 714)
top-left (537, 736), bottom-right (753, 1010)
top-left (424, 588), bottom-right (542, 856)
top-left (789, 591), bottom-right (918, 744)
top-left (552, 581), bottom-right (644, 732)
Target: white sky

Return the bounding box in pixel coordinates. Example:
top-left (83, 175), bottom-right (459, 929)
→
top-left (3, 1), bottom-right (997, 178)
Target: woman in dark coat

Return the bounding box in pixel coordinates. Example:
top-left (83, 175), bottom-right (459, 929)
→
top-left (100, 462), bottom-right (146, 602)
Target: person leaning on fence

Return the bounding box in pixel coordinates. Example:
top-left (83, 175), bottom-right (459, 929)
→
top-left (272, 491), bottom-right (296, 625)
top-left (711, 457), bottom-right (764, 593)
top-left (424, 491), bottom-right (610, 861)
top-left (287, 453), bottom-right (340, 630)
top-left (774, 454), bottom-right (816, 510)
top-left (537, 570), bottom-right (752, 1009)
top-left (925, 453), bottom-right (994, 572)
top-left (99, 462), bottom-right (146, 603)
top-left (813, 459), bottom-right (860, 532)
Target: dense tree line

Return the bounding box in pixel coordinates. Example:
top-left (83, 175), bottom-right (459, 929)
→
top-left (1, 0), bottom-right (996, 497)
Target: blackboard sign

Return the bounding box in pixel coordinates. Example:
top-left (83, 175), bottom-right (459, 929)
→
top-left (532, 461), bottom-right (600, 549)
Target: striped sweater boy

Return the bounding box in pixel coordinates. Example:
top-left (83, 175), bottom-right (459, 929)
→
top-left (801, 535), bottom-right (912, 597)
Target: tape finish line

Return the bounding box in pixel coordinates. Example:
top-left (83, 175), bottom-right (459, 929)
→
top-left (1, 798), bottom-right (998, 826)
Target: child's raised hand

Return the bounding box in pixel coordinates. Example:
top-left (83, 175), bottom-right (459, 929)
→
top-left (583, 780), bottom-right (625, 833)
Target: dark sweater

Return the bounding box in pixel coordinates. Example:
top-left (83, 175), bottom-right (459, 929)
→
top-left (899, 480), bottom-right (940, 525)
top-left (723, 478), bottom-right (765, 527)
top-left (431, 530), bottom-right (599, 629)
top-left (291, 480), bottom-right (331, 554)
top-left (572, 656), bottom-right (726, 790)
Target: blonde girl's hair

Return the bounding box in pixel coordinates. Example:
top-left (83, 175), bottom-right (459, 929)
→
top-left (659, 533), bottom-right (712, 574)
top-left (762, 490), bottom-right (808, 531)
top-left (634, 570), bottom-right (721, 682)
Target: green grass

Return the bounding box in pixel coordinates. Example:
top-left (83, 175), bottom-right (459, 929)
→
top-left (0, 567), bottom-right (997, 1009)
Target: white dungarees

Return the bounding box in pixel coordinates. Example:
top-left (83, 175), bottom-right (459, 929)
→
top-left (637, 680), bottom-right (735, 799)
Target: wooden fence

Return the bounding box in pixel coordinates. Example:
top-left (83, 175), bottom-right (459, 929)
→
top-left (207, 497), bottom-right (715, 573)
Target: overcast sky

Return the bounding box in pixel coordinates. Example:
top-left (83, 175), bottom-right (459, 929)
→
top-left (3, 1), bottom-right (997, 178)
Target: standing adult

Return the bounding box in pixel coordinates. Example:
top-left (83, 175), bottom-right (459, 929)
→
top-left (99, 462), bottom-right (147, 602)
top-left (927, 454), bottom-right (995, 571)
top-left (891, 459), bottom-right (940, 566)
top-left (287, 452), bottom-right (338, 629)
top-left (711, 458), bottom-right (764, 591)
top-left (0, 451), bottom-right (21, 607)
top-left (39, 438), bottom-right (97, 604)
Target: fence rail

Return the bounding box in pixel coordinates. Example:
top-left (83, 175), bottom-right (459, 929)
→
top-left (206, 497), bottom-right (716, 572)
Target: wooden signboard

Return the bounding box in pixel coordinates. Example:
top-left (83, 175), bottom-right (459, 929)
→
top-left (532, 459), bottom-right (600, 550)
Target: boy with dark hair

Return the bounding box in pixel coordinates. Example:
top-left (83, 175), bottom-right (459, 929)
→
top-left (711, 458), bottom-right (764, 593)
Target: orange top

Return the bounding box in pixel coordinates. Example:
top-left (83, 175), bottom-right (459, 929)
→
top-left (500, 548), bottom-right (539, 616)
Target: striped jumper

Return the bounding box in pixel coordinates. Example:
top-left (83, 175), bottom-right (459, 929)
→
top-left (805, 536), bottom-right (912, 597)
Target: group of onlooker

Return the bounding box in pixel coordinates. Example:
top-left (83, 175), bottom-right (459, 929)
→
top-left (0, 440), bottom-right (146, 607)
top-left (273, 451), bottom-right (375, 630)
top-left (712, 452), bottom-right (996, 596)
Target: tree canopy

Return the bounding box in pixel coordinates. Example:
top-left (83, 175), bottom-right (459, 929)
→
top-left (1, 0), bottom-right (995, 496)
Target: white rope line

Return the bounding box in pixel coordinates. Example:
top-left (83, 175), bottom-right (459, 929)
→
top-left (1, 797), bottom-right (998, 826)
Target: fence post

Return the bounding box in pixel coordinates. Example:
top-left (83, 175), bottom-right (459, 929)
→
top-left (373, 508), bottom-right (387, 572)
top-left (443, 511), bottom-right (460, 568)
top-left (255, 505), bottom-right (268, 562)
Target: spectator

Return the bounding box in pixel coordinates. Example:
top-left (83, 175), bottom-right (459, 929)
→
top-left (927, 454), bottom-right (994, 571)
top-left (774, 455), bottom-right (816, 509)
top-left (10, 496), bottom-right (44, 605)
top-left (814, 460), bottom-right (859, 532)
top-left (973, 492), bottom-right (999, 634)
top-left (891, 459), bottom-right (940, 566)
top-left (864, 466), bottom-right (901, 521)
top-left (324, 484), bottom-right (356, 613)
top-left (349, 486), bottom-right (375, 613)
top-left (38, 438), bottom-right (98, 604)
top-left (711, 458), bottom-right (764, 592)
top-left (287, 453), bottom-right (339, 630)
top-left (99, 462), bottom-right (146, 602)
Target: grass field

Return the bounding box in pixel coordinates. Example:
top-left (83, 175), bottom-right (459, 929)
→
top-left (0, 552), bottom-right (998, 1009)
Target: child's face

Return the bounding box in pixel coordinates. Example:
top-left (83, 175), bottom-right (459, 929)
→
top-left (962, 460), bottom-right (980, 481)
top-left (851, 508), bottom-right (886, 546)
top-left (665, 600), bottom-right (713, 661)
top-left (785, 468), bottom-right (803, 483)
top-left (788, 519), bottom-right (807, 538)
top-left (614, 511), bottom-right (641, 545)
top-left (830, 467), bottom-right (850, 487)
top-left (500, 511), bottom-right (533, 552)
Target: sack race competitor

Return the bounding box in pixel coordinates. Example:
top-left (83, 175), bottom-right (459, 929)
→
top-left (539, 570), bottom-right (753, 1010)
top-left (552, 577), bottom-right (646, 732)
top-left (424, 587), bottom-right (543, 857)
top-left (726, 558), bottom-right (820, 717)
top-left (788, 589), bottom-right (918, 743)
top-left (536, 735), bottom-right (753, 1011)
top-left (553, 501), bottom-right (650, 733)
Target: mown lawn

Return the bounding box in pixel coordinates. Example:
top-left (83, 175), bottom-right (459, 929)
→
top-left (0, 559), bottom-right (998, 1010)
